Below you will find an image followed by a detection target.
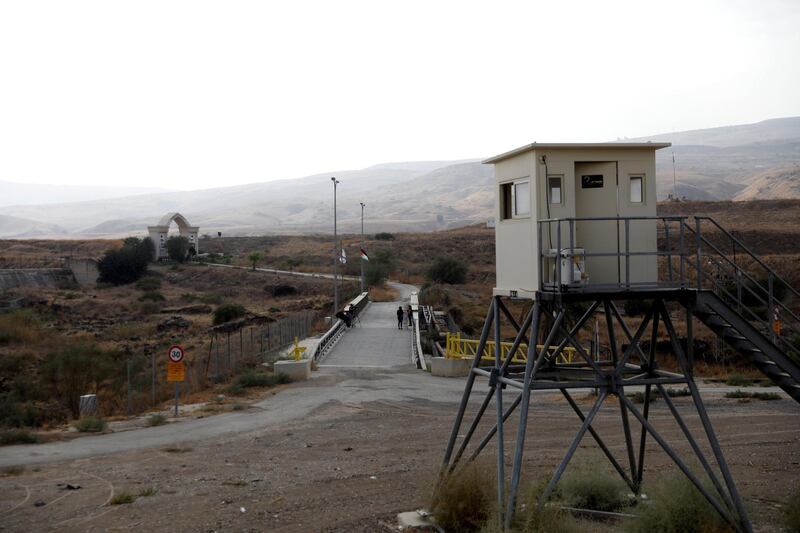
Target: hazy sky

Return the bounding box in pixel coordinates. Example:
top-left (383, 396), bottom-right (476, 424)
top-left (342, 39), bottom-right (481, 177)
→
top-left (1, 0), bottom-right (798, 190)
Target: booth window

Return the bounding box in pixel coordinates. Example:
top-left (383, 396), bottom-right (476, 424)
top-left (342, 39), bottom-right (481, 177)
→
top-left (630, 175), bottom-right (644, 203)
top-left (548, 176), bottom-right (563, 205)
top-left (500, 179), bottom-right (530, 219)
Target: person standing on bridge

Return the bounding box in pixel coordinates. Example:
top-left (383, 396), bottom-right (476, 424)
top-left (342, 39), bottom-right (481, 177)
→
top-left (406, 304), bottom-right (413, 328)
top-left (396, 306), bottom-right (404, 330)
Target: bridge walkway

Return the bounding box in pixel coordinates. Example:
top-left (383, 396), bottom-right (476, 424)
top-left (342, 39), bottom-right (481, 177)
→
top-left (320, 283), bottom-right (417, 368)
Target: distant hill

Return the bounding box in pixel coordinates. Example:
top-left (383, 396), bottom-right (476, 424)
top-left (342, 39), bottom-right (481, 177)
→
top-left (0, 214), bottom-right (67, 238)
top-left (628, 116), bottom-right (800, 147)
top-left (0, 181), bottom-right (172, 207)
top-left (2, 117), bottom-right (799, 238)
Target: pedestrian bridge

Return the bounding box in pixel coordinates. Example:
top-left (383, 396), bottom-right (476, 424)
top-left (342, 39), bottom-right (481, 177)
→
top-left (314, 282), bottom-right (420, 369)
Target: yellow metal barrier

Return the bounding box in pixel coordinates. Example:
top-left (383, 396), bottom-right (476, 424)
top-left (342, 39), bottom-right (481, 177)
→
top-left (444, 332), bottom-right (576, 364)
top-left (291, 336), bottom-right (307, 361)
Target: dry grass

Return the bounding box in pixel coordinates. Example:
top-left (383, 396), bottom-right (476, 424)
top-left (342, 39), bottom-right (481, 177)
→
top-left (368, 284), bottom-right (399, 302)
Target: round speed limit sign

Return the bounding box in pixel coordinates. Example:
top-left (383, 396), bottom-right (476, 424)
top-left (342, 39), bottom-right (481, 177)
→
top-left (168, 344), bottom-right (185, 363)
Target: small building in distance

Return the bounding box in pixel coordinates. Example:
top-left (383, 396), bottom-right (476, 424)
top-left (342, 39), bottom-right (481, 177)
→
top-left (483, 142), bottom-right (671, 299)
top-left (147, 212), bottom-right (199, 261)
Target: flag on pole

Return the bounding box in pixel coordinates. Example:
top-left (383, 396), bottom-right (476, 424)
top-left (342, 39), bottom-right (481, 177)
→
top-left (339, 249), bottom-right (347, 264)
top-left (360, 248), bottom-right (369, 261)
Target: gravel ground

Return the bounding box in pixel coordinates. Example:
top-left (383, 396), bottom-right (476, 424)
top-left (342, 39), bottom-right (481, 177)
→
top-left (0, 366), bottom-right (798, 532)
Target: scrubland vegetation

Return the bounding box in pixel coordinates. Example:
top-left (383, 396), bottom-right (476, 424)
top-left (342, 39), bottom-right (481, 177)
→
top-left (0, 248), bottom-right (356, 440)
top-left (432, 464), bottom-right (735, 533)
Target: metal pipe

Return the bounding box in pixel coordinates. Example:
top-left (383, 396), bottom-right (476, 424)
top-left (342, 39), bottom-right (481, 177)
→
top-left (441, 301), bottom-right (495, 468)
top-left (331, 177), bottom-right (339, 322)
top-left (360, 202), bottom-right (365, 293)
top-left (493, 298), bottom-right (505, 524)
top-left (540, 391), bottom-right (607, 506)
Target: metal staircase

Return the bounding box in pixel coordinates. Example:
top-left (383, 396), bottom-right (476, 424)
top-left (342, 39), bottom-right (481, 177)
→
top-left (693, 291), bottom-right (800, 401)
top-left (684, 216), bottom-right (800, 402)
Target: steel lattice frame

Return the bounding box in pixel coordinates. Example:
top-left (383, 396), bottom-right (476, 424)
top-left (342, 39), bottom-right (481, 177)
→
top-left (440, 292), bottom-right (752, 533)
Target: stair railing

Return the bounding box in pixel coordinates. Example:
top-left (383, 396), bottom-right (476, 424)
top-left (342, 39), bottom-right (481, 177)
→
top-left (683, 217), bottom-right (799, 360)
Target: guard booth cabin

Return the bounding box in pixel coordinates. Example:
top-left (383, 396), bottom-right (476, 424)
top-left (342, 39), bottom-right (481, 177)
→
top-left (485, 142), bottom-right (671, 299)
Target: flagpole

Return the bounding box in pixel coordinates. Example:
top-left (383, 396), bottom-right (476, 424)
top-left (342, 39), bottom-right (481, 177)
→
top-left (360, 202), bottom-right (365, 293)
top-left (331, 177), bottom-right (339, 323)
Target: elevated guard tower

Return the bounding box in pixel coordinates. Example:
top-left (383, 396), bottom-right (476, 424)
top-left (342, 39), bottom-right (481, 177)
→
top-left (440, 143), bottom-right (800, 532)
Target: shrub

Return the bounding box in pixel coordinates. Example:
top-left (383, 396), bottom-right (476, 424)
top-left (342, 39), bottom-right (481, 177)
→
top-left (237, 370), bottom-right (289, 388)
top-left (626, 473), bottom-right (730, 533)
top-left (73, 416), bottom-right (107, 433)
top-left (269, 284), bottom-right (298, 297)
top-left (0, 309), bottom-right (42, 345)
top-left (431, 463), bottom-right (494, 532)
top-left (0, 399), bottom-right (45, 428)
top-left (147, 414), bottom-right (166, 427)
top-left (109, 491), bottom-right (135, 505)
top-left (427, 256), bottom-right (468, 285)
top-left (123, 236), bottom-right (156, 262)
top-left (374, 232), bottom-right (395, 241)
top-left (365, 262), bottom-right (391, 286)
top-left (225, 383), bottom-right (246, 396)
top-left (786, 487), bottom-right (800, 533)
top-left (559, 466), bottom-right (628, 512)
top-left (213, 304), bottom-right (246, 325)
top-left (0, 429), bottom-right (39, 445)
top-left (724, 390), bottom-right (780, 401)
top-left (138, 291), bottom-right (165, 302)
top-left (724, 373), bottom-right (751, 387)
top-left (516, 481), bottom-right (581, 533)
top-left (138, 487), bottom-right (157, 497)
top-left (42, 344), bottom-right (120, 418)
top-left (98, 246), bottom-right (148, 285)
top-left (135, 277), bottom-right (162, 291)
top-left (630, 390), bottom-right (659, 404)
top-left (166, 235), bottom-right (190, 263)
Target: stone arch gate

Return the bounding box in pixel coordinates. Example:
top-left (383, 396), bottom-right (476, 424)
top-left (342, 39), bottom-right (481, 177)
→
top-left (147, 212), bottom-right (199, 260)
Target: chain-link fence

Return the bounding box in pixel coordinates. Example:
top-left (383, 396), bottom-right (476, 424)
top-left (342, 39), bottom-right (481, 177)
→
top-left (118, 311), bottom-right (319, 417)
top-left (206, 311), bottom-right (316, 377)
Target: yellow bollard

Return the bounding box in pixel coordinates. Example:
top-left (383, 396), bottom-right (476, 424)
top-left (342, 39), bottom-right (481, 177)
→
top-left (292, 336), bottom-right (306, 361)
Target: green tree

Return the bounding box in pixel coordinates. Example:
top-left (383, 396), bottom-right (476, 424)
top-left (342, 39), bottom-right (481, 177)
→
top-left (121, 236), bottom-right (155, 262)
top-left (365, 248), bottom-right (395, 287)
top-left (247, 251), bottom-right (263, 271)
top-left (427, 256), bottom-right (468, 285)
top-left (166, 236), bottom-right (190, 263)
top-left (98, 247), bottom-right (148, 285)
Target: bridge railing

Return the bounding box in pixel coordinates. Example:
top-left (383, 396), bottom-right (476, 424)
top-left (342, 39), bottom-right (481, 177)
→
top-left (410, 291), bottom-right (426, 370)
top-left (311, 291), bottom-right (370, 363)
top-left (444, 332), bottom-right (577, 365)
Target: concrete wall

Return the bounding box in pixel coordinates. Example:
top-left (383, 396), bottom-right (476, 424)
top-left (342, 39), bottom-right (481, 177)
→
top-left (0, 269), bottom-right (70, 291)
top-left (65, 258), bottom-right (99, 286)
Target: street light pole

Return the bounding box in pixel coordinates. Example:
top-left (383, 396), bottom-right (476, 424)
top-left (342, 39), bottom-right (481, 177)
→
top-left (331, 177), bottom-right (340, 323)
top-left (360, 202), bottom-right (365, 293)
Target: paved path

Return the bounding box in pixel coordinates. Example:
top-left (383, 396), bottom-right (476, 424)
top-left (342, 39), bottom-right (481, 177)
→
top-left (320, 282), bottom-right (417, 369)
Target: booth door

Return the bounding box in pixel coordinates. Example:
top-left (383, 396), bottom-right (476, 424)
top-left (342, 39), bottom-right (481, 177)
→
top-left (574, 162), bottom-right (621, 285)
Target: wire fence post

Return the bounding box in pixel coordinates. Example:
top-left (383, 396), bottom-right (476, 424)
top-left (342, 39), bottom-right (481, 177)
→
top-left (151, 349), bottom-right (156, 407)
top-left (126, 356), bottom-right (132, 417)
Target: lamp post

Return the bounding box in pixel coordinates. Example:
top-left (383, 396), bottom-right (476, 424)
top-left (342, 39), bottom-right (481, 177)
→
top-left (360, 202), bottom-right (365, 293)
top-left (331, 177), bottom-right (340, 323)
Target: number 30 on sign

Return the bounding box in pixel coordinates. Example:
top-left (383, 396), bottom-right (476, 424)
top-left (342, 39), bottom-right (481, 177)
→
top-left (168, 345), bottom-right (185, 363)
